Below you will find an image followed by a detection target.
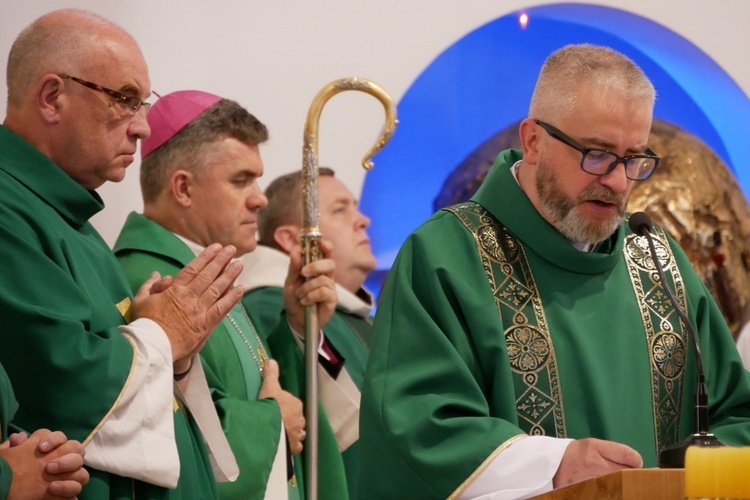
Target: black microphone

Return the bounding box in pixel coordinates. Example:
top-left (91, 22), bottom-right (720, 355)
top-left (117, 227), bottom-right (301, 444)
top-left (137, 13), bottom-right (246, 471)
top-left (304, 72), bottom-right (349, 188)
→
top-left (628, 212), bottom-right (724, 468)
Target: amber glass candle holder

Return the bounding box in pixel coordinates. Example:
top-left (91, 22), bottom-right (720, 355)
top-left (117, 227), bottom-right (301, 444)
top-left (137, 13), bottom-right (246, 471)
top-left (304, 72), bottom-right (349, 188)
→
top-left (685, 445), bottom-right (750, 499)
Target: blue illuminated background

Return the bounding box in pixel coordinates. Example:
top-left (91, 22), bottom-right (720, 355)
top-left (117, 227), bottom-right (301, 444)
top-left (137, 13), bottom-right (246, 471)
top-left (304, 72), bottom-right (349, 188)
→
top-left (361, 3), bottom-right (750, 298)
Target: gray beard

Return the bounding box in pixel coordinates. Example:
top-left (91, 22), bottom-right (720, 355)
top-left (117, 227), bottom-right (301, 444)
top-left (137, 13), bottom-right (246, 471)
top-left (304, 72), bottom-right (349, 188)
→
top-left (535, 161), bottom-right (625, 245)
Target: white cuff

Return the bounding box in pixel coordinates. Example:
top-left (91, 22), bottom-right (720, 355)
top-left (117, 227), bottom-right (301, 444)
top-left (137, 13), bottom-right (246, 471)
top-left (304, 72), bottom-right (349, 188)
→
top-left (85, 318), bottom-right (179, 487)
top-left (460, 436), bottom-right (572, 499)
top-left (319, 365), bottom-right (360, 451)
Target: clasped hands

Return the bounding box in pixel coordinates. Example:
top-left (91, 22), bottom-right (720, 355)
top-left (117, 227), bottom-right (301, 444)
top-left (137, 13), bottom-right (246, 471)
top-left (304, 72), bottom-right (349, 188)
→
top-left (1, 429), bottom-right (89, 499)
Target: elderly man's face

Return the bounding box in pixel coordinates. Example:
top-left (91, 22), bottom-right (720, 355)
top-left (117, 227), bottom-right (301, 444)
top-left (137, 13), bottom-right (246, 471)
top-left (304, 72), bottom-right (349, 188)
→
top-left (57, 35), bottom-right (151, 190)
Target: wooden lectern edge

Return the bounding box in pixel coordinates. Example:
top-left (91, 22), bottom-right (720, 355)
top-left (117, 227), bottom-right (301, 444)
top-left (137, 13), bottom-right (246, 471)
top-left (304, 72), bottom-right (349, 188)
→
top-left (527, 468), bottom-right (685, 500)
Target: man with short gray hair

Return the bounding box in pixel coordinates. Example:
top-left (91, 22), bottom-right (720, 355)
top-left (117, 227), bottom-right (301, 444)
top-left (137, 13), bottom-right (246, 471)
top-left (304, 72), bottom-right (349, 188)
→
top-left (359, 43), bottom-right (750, 499)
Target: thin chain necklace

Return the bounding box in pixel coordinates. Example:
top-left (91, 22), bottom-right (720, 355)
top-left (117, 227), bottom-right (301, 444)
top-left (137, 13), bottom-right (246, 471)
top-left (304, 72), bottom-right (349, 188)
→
top-left (226, 305), bottom-right (269, 378)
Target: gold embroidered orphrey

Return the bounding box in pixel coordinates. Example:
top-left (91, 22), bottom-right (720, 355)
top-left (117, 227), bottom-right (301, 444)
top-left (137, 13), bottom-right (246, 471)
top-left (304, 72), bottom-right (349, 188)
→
top-left (446, 202), bottom-right (566, 439)
top-left (623, 224), bottom-right (687, 455)
top-left (446, 202), bottom-right (687, 456)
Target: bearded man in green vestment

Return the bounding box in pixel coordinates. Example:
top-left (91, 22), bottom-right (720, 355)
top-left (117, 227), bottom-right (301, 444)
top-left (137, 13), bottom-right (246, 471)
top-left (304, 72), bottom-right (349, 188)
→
top-left (359, 43), bottom-right (750, 499)
top-left (114, 90), bottom-right (349, 500)
top-left (0, 9), bottom-right (245, 499)
top-left (241, 167), bottom-right (376, 498)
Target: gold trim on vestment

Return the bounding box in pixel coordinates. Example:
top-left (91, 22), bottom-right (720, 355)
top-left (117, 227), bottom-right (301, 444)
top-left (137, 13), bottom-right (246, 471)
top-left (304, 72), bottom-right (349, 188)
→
top-left (447, 434), bottom-right (528, 500)
top-left (446, 203), bottom-right (690, 472)
top-left (446, 203), bottom-right (567, 438)
top-left (623, 227), bottom-right (687, 455)
top-left (81, 335), bottom-right (138, 446)
top-left (116, 297), bottom-right (132, 323)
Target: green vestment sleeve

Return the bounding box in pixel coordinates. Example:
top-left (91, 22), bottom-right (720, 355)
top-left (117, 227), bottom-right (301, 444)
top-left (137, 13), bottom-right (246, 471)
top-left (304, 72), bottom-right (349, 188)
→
top-left (0, 190), bottom-right (133, 442)
top-left (243, 287), bottom-right (286, 337)
top-left (359, 213), bottom-right (529, 498)
top-left (263, 317), bottom-right (350, 500)
top-left (0, 457), bottom-right (10, 499)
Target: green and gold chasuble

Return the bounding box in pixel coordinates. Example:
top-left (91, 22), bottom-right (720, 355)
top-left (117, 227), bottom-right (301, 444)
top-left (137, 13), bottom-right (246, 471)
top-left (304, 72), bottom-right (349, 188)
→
top-left (115, 212), bottom-right (348, 500)
top-left (0, 125), bottom-right (216, 499)
top-left (359, 149), bottom-right (750, 499)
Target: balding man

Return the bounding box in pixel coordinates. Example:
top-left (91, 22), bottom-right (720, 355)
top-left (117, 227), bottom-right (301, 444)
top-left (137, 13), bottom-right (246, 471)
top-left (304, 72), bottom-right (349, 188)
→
top-left (0, 9), bottom-right (240, 498)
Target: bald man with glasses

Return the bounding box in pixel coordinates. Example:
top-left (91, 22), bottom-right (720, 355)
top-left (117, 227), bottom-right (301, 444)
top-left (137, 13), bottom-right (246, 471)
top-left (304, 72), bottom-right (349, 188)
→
top-left (0, 9), bottom-right (241, 499)
top-left (57, 74), bottom-right (154, 114)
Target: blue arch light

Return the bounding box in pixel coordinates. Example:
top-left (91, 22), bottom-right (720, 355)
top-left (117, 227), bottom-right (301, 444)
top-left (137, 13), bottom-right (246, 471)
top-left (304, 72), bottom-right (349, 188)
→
top-left (361, 3), bottom-right (750, 296)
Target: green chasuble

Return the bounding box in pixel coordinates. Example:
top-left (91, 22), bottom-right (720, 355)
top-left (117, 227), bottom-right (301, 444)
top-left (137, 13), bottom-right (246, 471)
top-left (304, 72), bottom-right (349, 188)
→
top-left (0, 363), bottom-right (18, 498)
top-left (243, 246), bottom-right (373, 497)
top-left (0, 125), bottom-right (216, 499)
top-left (359, 148), bottom-right (750, 499)
top-left (114, 212), bottom-right (348, 500)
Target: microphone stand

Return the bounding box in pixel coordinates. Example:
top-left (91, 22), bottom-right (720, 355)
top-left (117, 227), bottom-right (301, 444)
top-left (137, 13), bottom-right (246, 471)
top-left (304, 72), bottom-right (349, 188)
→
top-left (631, 213), bottom-right (724, 468)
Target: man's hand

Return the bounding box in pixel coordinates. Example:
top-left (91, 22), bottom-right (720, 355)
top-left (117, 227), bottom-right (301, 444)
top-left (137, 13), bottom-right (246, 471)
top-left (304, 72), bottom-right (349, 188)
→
top-left (0, 429), bottom-right (89, 499)
top-left (131, 244), bottom-right (245, 368)
top-left (553, 438), bottom-right (643, 489)
top-left (283, 240), bottom-right (337, 334)
top-left (258, 360), bottom-right (306, 455)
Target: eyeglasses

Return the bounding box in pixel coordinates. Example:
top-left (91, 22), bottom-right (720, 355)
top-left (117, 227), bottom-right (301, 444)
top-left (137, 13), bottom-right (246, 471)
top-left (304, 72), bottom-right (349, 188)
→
top-left (58, 75), bottom-right (152, 114)
top-left (534, 120), bottom-right (660, 181)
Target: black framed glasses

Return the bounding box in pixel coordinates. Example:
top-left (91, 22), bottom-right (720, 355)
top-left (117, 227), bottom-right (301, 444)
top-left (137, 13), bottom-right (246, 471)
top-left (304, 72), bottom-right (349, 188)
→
top-left (534, 119), bottom-right (660, 181)
top-left (58, 75), bottom-right (152, 114)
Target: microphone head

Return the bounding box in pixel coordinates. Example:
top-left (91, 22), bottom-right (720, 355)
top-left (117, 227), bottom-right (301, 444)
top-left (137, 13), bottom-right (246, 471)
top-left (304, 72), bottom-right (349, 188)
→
top-left (629, 211), bottom-right (653, 236)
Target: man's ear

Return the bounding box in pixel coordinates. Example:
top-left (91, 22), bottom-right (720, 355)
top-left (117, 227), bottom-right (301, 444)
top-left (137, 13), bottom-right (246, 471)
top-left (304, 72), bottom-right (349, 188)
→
top-left (519, 118), bottom-right (541, 165)
top-left (274, 225), bottom-right (301, 254)
top-left (38, 74), bottom-right (65, 124)
top-left (169, 169), bottom-right (194, 207)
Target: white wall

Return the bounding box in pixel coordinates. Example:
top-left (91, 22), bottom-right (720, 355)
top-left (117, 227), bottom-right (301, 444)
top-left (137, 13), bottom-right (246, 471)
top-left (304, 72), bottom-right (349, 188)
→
top-left (1, 0), bottom-right (748, 246)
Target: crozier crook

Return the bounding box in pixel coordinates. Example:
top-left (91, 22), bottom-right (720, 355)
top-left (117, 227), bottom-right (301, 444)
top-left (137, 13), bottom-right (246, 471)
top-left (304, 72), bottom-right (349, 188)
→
top-left (300, 77), bottom-right (397, 500)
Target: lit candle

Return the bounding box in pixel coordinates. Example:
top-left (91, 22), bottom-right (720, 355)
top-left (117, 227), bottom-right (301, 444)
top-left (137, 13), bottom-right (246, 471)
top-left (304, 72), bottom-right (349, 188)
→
top-left (685, 445), bottom-right (750, 498)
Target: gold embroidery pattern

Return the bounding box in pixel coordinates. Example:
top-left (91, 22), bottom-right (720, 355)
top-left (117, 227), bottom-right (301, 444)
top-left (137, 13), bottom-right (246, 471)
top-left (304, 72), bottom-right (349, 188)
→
top-left (446, 203), bottom-right (566, 438)
top-left (116, 297), bottom-right (132, 323)
top-left (477, 223), bottom-right (519, 263)
top-left (624, 226), bottom-right (687, 455)
top-left (652, 332), bottom-right (686, 379)
top-left (506, 326), bottom-right (550, 371)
